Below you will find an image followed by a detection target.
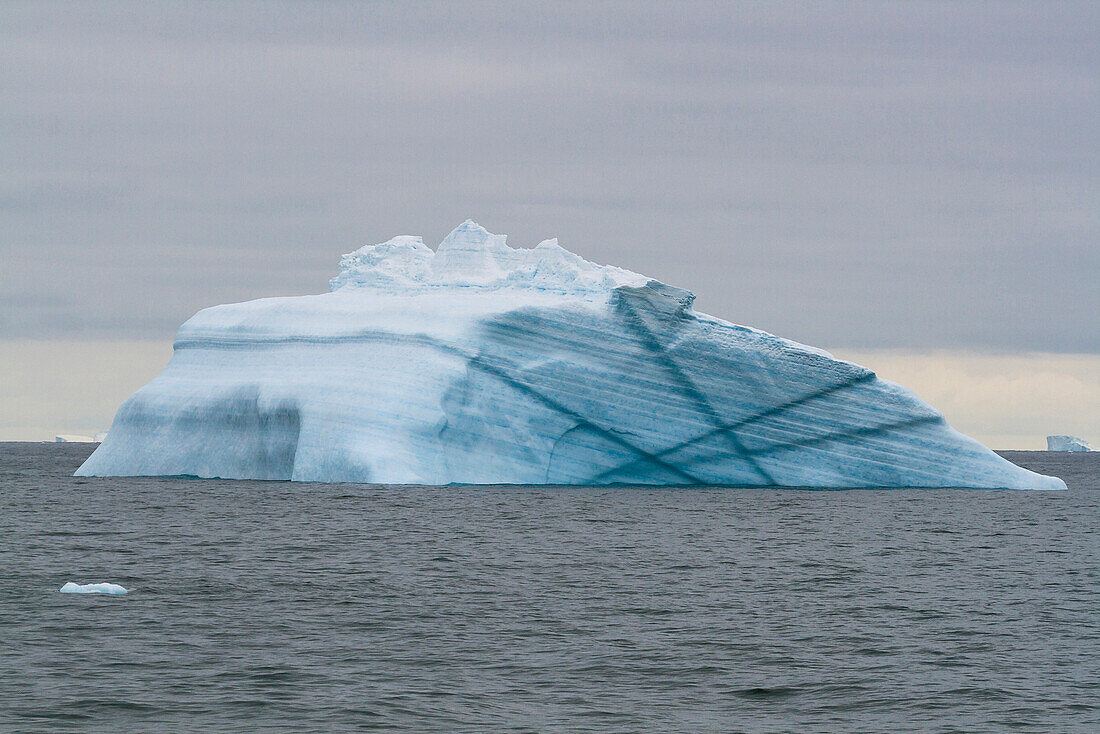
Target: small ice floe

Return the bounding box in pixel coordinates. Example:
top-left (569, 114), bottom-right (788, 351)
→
top-left (60, 582), bottom-right (128, 595)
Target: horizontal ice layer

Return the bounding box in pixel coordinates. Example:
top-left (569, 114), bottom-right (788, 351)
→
top-left (78, 221), bottom-right (1064, 489)
top-left (60, 582), bottom-right (128, 594)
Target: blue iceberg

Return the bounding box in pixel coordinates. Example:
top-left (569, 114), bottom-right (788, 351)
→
top-left (77, 221), bottom-right (1064, 489)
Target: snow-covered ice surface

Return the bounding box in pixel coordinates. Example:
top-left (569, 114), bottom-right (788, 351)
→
top-left (78, 221), bottom-right (1063, 489)
top-left (60, 582), bottom-right (128, 594)
top-left (1047, 435), bottom-right (1093, 452)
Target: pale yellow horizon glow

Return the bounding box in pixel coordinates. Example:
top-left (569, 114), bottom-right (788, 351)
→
top-left (831, 349), bottom-right (1099, 450)
top-left (1, 340), bottom-right (1096, 451)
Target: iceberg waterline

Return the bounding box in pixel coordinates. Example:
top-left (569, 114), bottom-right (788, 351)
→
top-left (78, 220), bottom-right (1064, 489)
top-left (60, 582), bottom-right (128, 595)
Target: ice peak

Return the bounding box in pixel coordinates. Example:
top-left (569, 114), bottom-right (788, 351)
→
top-left (330, 221), bottom-right (650, 295)
top-left (439, 219), bottom-right (503, 251)
top-left (447, 218), bottom-right (489, 238)
top-left (433, 219), bottom-right (512, 278)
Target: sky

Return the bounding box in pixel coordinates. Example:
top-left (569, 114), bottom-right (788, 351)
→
top-left (2, 1), bottom-right (1097, 445)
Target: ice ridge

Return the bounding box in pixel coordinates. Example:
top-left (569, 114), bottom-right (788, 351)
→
top-left (329, 219), bottom-right (648, 293)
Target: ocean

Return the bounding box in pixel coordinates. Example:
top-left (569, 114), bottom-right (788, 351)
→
top-left (1, 442), bottom-right (1097, 732)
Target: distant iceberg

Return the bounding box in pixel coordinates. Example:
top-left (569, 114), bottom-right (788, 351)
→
top-left (1047, 435), bottom-right (1092, 452)
top-left (77, 220), bottom-right (1064, 489)
top-left (54, 432), bottom-right (107, 443)
top-left (60, 582), bottom-right (128, 594)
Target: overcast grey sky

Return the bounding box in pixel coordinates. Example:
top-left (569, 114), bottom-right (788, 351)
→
top-left (2, 1), bottom-right (1098, 351)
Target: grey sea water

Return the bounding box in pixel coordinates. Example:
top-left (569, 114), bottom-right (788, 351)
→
top-left (0, 443), bottom-right (1097, 733)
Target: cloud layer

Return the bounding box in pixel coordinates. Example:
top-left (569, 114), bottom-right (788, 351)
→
top-left (2, 1), bottom-right (1097, 351)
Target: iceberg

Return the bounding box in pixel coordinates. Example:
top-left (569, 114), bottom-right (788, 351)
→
top-left (55, 434), bottom-right (96, 443)
top-left (1047, 435), bottom-right (1092, 452)
top-left (78, 220), bottom-right (1064, 489)
top-left (60, 582), bottom-right (128, 594)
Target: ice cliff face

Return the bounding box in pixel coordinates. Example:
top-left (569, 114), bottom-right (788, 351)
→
top-left (78, 221), bottom-right (1064, 489)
